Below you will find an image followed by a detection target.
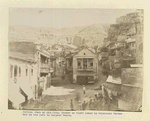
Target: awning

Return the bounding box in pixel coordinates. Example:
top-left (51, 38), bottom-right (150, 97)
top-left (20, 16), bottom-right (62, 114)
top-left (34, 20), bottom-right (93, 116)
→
top-left (106, 76), bottom-right (122, 84)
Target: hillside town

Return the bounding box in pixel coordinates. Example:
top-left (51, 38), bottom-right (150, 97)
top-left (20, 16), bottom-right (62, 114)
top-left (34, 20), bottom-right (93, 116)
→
top-left (8, 9), bottom-right (143, 112)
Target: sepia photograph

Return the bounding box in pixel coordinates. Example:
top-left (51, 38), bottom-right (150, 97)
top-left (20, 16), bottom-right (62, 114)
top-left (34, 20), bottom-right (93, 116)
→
top-left (8, 8), bottom-right (143, 112)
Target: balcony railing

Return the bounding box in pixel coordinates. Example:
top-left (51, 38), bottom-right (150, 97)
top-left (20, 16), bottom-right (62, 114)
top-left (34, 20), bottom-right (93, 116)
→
top-left (40, 63), bottom-right (50, 69)
top-left (77, 67), bottom-right (94, 71)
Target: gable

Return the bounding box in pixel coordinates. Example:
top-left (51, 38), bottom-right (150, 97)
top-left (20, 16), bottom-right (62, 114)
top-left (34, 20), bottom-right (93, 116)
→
top-left (75, 48), bottom-right (96, 57)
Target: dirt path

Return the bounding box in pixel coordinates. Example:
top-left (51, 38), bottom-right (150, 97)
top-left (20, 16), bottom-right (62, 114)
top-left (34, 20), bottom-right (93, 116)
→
top-left (23, 64), bottom-right (109, 110)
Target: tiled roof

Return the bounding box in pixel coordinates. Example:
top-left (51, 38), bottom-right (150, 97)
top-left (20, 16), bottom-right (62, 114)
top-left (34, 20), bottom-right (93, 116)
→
top-left (9, 52), bottom-right (36, 62)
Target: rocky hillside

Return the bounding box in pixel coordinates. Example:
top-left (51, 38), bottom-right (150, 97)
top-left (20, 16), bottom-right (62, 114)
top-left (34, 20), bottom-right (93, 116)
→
top-left (72, 24), bottom-right (110, 47)
top-left (103, 9), bottom-right (143, 64)
top-left (8, 23), bottom-right (110, 47)
top-left (104, 9), bottom-right (143, 43)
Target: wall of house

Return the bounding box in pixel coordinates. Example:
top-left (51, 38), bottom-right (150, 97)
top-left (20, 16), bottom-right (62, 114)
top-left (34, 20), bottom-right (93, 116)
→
top-left (36, 50), bottom-right (52, 92)
top-left (73, 49), bottom-right (98, 83)
top-left (9, 58), bottom-right (38, 108)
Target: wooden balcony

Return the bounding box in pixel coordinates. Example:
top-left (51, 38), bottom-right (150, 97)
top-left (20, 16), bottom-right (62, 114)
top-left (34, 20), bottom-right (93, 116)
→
top-left (40, 63), bottom-right (50, 73)
top-left (77, 68), bottom-right (94, 72)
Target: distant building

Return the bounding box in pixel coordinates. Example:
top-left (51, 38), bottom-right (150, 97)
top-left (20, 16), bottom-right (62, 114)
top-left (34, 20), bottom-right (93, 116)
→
top-left (135, 35), bottom-right (143, 64)
top-left (125, 38), bottom-right (136, 50)
top-left (98, 52), bottom-right (109, 63)
top-left (72, 47), bottom-right (98, 84)
top-left (55, 55), bottom-right (66, 77)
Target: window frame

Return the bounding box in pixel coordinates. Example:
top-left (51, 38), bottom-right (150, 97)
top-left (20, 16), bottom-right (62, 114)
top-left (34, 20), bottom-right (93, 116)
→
top-left (26, 68), bottom-right (28, 76)
top-left (88, 58), bottom-right (93, 69)
top-left (77, 59), bottom-right (82, 69)
top-left (31, 68), bottom-right (33, 76)
top-left (19, 67), bottom-right (21, 77)
top-left (83, 59), bottom-right (87, 69)
top-left (14, 65), bottom-right (18, 77)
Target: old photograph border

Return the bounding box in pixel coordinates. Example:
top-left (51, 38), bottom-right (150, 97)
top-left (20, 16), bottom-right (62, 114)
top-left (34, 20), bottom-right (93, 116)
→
top-left (0, 0), bottom-right (150, 120)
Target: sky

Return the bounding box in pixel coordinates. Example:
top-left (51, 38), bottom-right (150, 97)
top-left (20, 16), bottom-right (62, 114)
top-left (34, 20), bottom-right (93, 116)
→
top-left (9, 8), bottom-right (136, 28)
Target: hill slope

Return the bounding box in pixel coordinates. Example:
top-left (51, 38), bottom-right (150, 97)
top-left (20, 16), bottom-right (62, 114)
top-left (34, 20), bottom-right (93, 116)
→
top-left (8, 24), bottom-right (110, 47)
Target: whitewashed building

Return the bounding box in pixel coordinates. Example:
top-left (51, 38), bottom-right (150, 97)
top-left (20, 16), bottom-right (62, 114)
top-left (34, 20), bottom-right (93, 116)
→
top-left (8, 42), bottom-right (52, 109)
top-left (9, 42), bottom-right (38, 109)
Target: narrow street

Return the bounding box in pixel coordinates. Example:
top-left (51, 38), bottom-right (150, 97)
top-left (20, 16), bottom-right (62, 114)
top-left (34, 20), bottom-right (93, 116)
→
top-left (22, 65), bottom-right (119, 111)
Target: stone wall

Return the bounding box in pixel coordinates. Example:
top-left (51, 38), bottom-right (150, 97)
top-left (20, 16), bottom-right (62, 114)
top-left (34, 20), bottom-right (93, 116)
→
top-left (121, 67), bottom-right (143, 87)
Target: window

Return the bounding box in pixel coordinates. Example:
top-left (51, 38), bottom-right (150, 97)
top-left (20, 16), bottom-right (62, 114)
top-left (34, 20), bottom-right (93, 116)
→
top-left (83, 59), bottom-right (87, 69)
top-left (68, 59), bottom-right (72, 67)
top-left (26, 68), bottom-right (28, 76)
top-left (77, 58), bottom-right (94, 69)
top-left (132, 43), bottom-right (135, 47)
top-left (19, 67), bottom-right (21, 77)
top-left (51, 61), bottom-right (53, 68)
top-left (10, 65), bottom-right (13, 78)
top-left (59, 62), bottom-right (61, 67)
top-left (31, 69), bottom-right (33, 76)
top-left (69, 61), bottom-right (72, 67)
top-left (77, 59), bottom-right (82, 69)
top-left (14, 66), bottom-right (17, 77)
top-left (88, 59), bottom-right (93, 69)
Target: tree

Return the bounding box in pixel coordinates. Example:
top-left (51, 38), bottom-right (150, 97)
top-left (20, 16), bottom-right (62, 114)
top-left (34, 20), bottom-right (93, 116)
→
top-left (94, 45), bottom-right (98, 54)
top-left (100, 46), bottom-right (108, 52)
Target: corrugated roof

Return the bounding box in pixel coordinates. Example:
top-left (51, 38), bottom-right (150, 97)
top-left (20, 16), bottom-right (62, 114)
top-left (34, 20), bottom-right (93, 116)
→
top-left (9, 52), bottom-right (36, 62)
